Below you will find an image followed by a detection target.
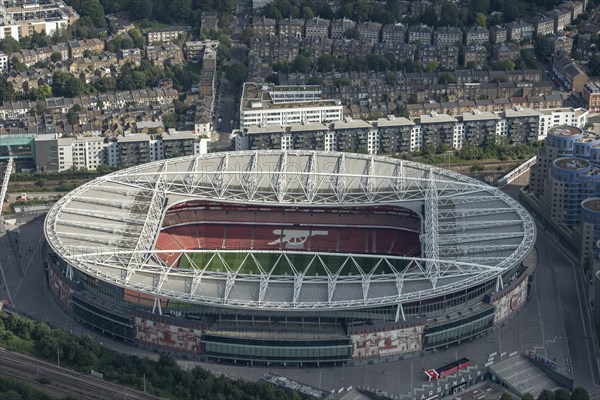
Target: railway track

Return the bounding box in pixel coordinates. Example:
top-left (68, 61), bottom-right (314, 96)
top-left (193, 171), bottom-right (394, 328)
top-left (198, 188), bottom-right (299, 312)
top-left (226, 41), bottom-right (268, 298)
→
top-left (0, 348), bottom-right (163, 400)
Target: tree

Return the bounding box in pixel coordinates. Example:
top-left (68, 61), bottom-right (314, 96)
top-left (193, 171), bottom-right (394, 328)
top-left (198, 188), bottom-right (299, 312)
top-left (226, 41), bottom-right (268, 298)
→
top-left (553, 389), bottom-right (570, 400)
top-left (52, 72), bottom-right (85, 98)
top-left (522, 393), bottom-right (535, 400)
top-left (301, 5), bottom-right (314, 19)
top-left (217, 43), bottom-right (230, 64)
top-left (343, 27), bottom-right (360, 39)
top-left (0, 37), bottom-right (20, 55)
top-left (292, 54), bottom-right (312, 73)
top-left (167, 0), bottom-right (193, 24)
top-left (78, 0), bottom-right (107, 29)
top-left (317, 54), bottom-right (336, 72)
top-left (535, 36), bottom-right (554, 59)
top-left (10, 57), bottom-right (26, 73)
top-left (35, 102), bottom-right (46, 116)
top-left (500, 394), bottom-right (513, 400)
top-left (241, 28), bottom-right (255, 46)
top-left (128, 28), bottom-right (145, 49)
top-left (0, 390), bottom-right (23, 400)
top-left (519, 50), bottom-right (539, 68)
top-left (503, 0), bottom-right (520, 22)
top-left (129, 0), bottom-right (153, 20)
top-left (537, 389), bottom-right (555, 400)
top-left (0, 79), bottom-right (15, 103)
top-left (475, 12), bottom-right (487, 27)
top-left (95, 76), bottom-right (116, 92)
top-left (440, 2), bottom-right (460, 26)
top-left (225, 62), bottom-right (247, 86)
top-left (472, 0), bottom-right (490, 14)
top-left (426, 60), bottom-right (439, 72)
top-left (438, 72), bottom-right (457, 84)
top-left (50, 52), bottom-right (62, 63)
top-left (571, 387), bottom-right (590, 400)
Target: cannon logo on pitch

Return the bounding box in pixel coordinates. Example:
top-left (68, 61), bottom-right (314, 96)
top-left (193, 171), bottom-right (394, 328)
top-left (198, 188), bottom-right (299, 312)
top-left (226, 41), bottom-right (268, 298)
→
top-left (269, 229), bottom-right (328, 249)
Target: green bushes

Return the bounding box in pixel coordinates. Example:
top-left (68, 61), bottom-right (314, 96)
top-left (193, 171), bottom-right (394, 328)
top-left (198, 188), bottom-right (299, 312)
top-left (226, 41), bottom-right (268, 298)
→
top-left (0, 312), bottom-right (300, 400)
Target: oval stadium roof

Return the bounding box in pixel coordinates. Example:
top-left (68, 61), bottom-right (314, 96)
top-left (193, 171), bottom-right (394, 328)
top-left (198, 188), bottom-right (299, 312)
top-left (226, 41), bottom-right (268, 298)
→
top-left (44, 151), bottom-right (536, 311)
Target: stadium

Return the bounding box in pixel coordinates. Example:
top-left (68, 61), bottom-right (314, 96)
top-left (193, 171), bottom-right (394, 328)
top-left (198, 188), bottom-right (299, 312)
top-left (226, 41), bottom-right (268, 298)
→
top-left (44, 151), bottom-right (536, 366)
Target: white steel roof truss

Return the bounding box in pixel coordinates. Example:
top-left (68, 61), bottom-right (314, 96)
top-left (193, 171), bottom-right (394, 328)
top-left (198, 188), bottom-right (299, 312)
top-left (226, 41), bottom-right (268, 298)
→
top-left (438, 219), bottom-right (522, 233)
top-left (241, 151), bottom-right (259, 201)
top-left (45, 151), bottom-right (536, 310)
top-left (211, 153), bottom-right (229, 198)
top-left (124, 163), bottom-right (168, 283)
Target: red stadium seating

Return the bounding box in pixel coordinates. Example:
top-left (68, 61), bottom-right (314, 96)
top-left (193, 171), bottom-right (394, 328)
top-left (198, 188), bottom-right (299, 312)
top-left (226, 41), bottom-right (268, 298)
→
top-left (157, 203), bottom-right (423, 257)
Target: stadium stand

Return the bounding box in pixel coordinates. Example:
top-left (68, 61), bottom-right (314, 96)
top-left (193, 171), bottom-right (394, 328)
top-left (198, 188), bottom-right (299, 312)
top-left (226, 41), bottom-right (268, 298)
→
top-left (154, 202), bottom-right (423, 267)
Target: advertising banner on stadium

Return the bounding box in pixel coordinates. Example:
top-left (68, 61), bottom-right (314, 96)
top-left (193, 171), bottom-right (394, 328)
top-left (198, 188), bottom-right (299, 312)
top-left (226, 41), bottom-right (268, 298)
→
top-left (492, 275), bottom-right (528, 324)
top-left (350, 322), bottom-right (425, 358)
top-left (133, 314), bottom-right (203, 354)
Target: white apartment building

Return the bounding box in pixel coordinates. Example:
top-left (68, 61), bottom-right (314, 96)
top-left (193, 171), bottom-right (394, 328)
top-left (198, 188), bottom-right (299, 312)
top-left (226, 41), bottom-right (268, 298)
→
top-left (147, 27), bottom-right (187, 44)
top-left (235, 107), bottom-right (591, 154)
top-left (0, 1), bottom-right (78, 41)
top-left (0, 51), bottom-right (8, 72)
top-left (410, 126), bottom-right (423, 152)
top-left (240, 83), bottom-right (343, 130)
top-left (0, 23), bottom-right (19, 40)
top-left (538, 107), bottom-right (589, 140)
top-left (57, 136), bottom-right (106, 171)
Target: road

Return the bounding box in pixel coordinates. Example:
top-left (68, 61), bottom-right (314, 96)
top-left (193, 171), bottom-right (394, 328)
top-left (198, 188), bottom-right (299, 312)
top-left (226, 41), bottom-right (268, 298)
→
top-left (210, 0), bottom-right (250, 151)
top-left (534, 218), bottom-right (600, 391)
top-left (0, 348), bottom-right (161, 400)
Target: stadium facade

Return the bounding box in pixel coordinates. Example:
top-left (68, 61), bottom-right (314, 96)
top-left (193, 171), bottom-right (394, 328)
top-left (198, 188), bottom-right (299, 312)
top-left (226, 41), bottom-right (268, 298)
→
top-left (44, 151), bottom-right (536, 365)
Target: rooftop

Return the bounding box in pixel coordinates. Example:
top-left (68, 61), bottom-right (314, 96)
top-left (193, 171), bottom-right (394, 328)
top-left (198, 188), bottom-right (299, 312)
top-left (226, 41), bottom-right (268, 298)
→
top-left (582, 198), bottom-right (600, 212)
top-left (241, 83), bottom-right (339, 111)
top-left (461, 110), bottom-right (500, 122)
top-left (554, 157), bottom-right (590, 170)
top-left (548, 126), bottom-right (583, 137)
top-left (375, 115), bottom-right (414, 127)
top-left (420, 112), bottom-right (457, 124)
top-left (489, 356), bottom-right (560, 398)
top-left (504, 107), bottom-right (541, 118)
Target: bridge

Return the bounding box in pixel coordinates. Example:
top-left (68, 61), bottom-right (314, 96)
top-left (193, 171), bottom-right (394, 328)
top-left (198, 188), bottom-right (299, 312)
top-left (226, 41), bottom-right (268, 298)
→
top-left (496, 156), bottom-right (536, 188)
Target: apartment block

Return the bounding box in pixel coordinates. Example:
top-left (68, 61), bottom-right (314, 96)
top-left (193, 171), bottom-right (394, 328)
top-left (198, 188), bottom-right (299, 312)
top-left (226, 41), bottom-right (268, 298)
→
top-left (147, 26), bottom-right (188, 43)
top-left (239, 83), bottom-right (343, 130)
top-left (357, 21), bottom-right (382, 44)
top-left (331, 18), bottom-right (356, 39)
top-left (531, 14), bottom-right (555, 37)
top-left (434, 26), bottom-right (462, 46)
top-left (408, 24), bottom-right (433, 44)
top-left (382, 23), bottom-right (407, 43)
top-left (279, 18), bottom-right (304, 38)
top-left (489, 25), bottom-right (508, 44)
top-left (252, 16), bottom-right (277, 36)
top-left (304, 17), bottom-right (330, 38)
top-left (0, 0), bottom-right (78, 41)
top-left (583, 81), bottom-right (600, 112)
top-left (464, 26), bottom-right (489, 45)
top-left (0, 51), bottom-right (7, 72)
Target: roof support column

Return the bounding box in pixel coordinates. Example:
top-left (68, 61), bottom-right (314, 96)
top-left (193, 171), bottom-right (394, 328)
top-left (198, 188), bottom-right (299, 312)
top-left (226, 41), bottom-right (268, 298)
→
top-left (496, 275), bottom-right (504, 292)
top-left (66, 264), bottom-right (74, 281)
top-left (423, 167), bottom-right (440, 288)
top-left (152, 297), bottom-right (163, 315)
top-left (395, 303), bottom-right (405, 322)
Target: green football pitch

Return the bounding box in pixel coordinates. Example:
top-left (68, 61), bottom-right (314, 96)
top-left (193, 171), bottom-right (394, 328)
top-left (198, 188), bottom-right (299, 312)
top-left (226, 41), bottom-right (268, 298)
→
top-left (177, 251), bottom-right (407, 276)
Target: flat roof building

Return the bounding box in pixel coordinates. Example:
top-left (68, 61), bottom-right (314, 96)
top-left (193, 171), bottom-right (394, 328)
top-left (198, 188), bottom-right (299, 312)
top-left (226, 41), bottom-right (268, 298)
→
top-left (240, 83), bottom-right (343, 130)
